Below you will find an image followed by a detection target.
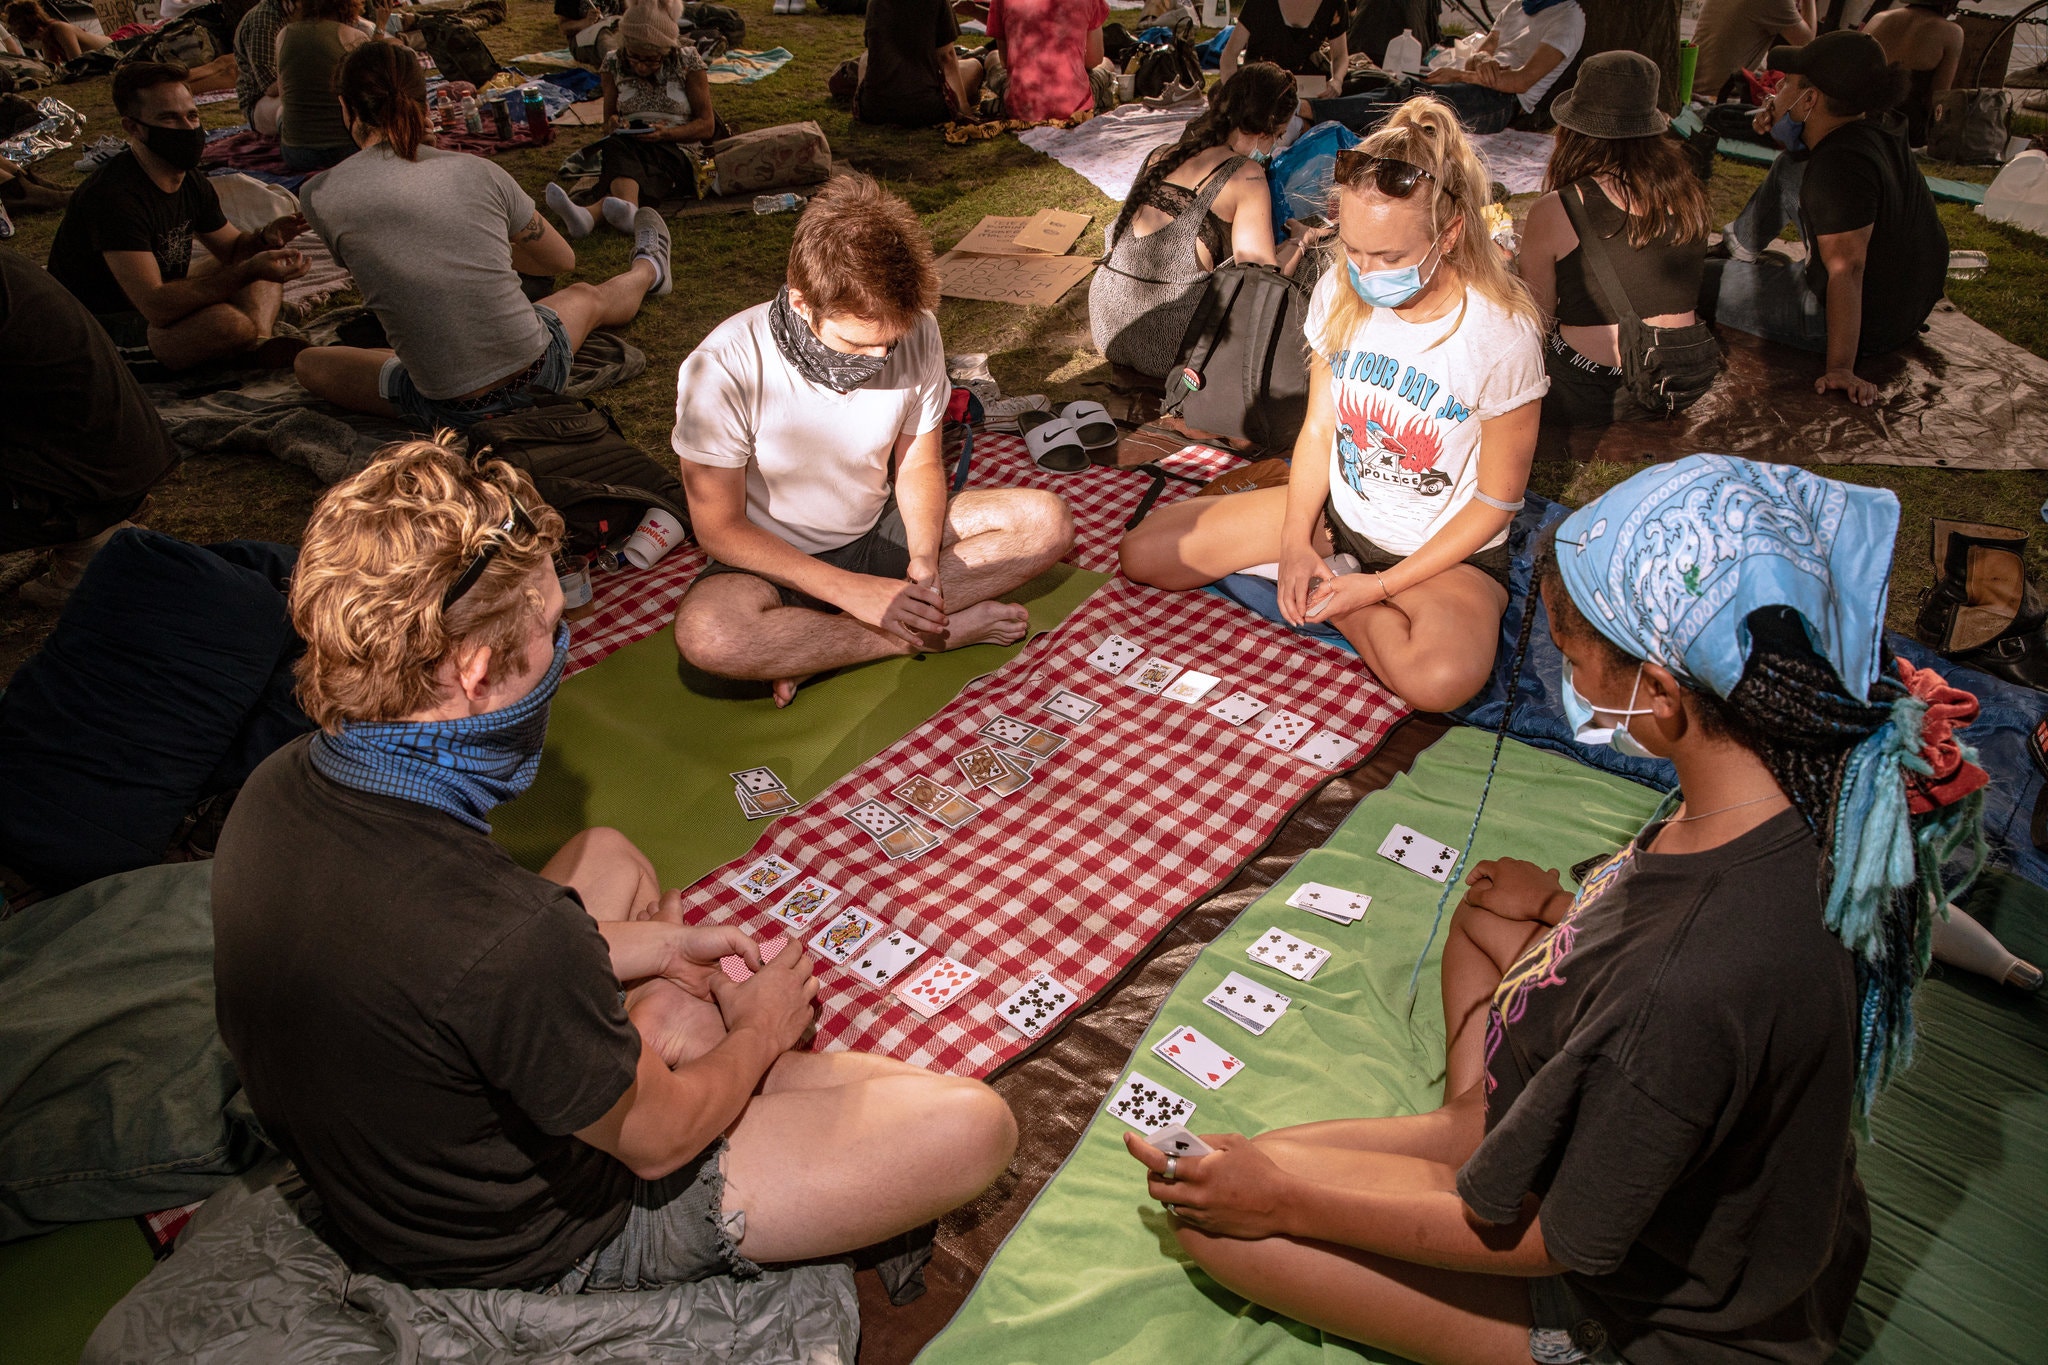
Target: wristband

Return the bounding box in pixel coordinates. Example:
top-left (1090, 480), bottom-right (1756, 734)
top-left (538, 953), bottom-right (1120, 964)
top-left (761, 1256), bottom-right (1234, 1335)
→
top-left (1472, 490), bottom-right (1524, 512)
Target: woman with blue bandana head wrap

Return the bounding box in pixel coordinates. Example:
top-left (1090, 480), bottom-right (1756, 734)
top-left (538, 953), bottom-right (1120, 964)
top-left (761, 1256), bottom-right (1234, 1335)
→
top-left (1120, 455), bottom-right (1988, 1365)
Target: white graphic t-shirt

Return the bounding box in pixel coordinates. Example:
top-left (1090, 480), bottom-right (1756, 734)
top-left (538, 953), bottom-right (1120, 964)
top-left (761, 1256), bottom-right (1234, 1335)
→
top-left (1307, 269), bottom-right (1546, 558)
top-left (1490, 0), bottom-right (1586, 111)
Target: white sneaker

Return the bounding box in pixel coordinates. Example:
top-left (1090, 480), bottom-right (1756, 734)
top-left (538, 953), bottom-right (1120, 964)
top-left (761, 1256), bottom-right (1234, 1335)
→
top-left (632, 207), bottom-right (672, 296)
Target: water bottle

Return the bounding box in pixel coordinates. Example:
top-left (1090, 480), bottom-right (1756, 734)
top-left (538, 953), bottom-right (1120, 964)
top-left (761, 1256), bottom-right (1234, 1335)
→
top-left (522, 87), bottom-right (551, 143)
top-left (461, 95), bottom-right (482, 136)
top-left (753, 192), bottom-right (803, 214)
top-left (1385, 28), bottom-right (1423, 76)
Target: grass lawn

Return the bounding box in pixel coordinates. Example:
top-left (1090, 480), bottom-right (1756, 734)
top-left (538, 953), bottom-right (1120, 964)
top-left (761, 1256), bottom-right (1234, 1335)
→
top-left (1, 0), bottom-right (2044, 683)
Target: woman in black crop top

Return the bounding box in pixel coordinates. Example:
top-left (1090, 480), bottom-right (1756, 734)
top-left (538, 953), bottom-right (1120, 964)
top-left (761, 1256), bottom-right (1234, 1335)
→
top-left (1515, 52), bottom-right (1712, 427)
top-left (1221, 0), bottom-right (1349, 85)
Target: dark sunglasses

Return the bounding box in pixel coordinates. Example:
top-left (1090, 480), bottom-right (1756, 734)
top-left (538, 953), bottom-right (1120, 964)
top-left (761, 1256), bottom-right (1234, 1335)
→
top-left (442, 501), bottom-right (539, 611)
top-left (1331, 151), bottom-right (1437, 199)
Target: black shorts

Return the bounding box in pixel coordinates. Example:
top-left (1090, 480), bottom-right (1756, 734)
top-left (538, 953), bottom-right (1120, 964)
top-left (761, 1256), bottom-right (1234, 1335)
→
top-left (94, 310), bottom-right (173, 383)
top-left (1321, 495), bottom-right (1512, 590)
top-left (693, 501), bottom-right (912, 614)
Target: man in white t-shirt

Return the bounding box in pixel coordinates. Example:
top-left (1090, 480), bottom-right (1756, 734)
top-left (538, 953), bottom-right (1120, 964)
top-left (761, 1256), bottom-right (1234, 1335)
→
top-left (1419, 0), bottom-right (1585, 132)
top-left (670, 175), bottom-right (1074, 707)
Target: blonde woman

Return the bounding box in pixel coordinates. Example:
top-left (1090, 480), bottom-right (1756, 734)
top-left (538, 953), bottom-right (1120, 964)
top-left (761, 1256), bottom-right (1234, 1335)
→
top-left (1119, 98), bottom-right (1546, 712)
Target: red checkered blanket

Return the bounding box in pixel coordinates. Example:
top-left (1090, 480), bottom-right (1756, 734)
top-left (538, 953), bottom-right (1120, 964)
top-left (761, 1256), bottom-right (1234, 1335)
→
top-left (564, 434), bottom-right (1237, 676)
top-left (684, 576), bottom-right (1407, 1077)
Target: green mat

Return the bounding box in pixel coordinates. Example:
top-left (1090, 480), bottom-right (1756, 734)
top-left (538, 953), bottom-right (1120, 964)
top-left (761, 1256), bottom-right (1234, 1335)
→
top-left (0, 1220), bottom-right (157, 1365)
top-left (1715, 138), bottom-right (1988, 206)
top-left (917, 727), bottom-right (2048, 1365)
top-left (494, 564), bottom-right (1104, 887)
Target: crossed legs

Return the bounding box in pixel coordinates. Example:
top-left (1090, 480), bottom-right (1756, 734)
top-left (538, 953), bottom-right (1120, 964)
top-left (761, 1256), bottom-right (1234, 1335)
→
top-left (147, 254), bottom-right (285, 372)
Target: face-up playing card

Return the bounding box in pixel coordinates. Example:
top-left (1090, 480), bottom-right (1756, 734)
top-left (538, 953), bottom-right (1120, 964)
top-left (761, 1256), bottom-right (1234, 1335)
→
top-left (1162, 670), bottom-right (1223, 704)
top-left (1297, 729), bottom-right (1362, 772)
top-left (1286, 880), bottom-right (1371, 925)
top-left (1377, 824), bottom-right (1458, 882)
top-left (878, 820), bottom-right (942, 861)
top-left (1254, 709), bottom-right (1314, 752)
top-left (1207, 691), bottom-right (1268, 726)
top-left (730, 767), bottom-right (786, 795)
top-left (719, 932), bottom-right (789, 983)
top-left (808, 905), bottom-right (884, 964)
top-left (994, 971), bottom-right (1077, 1038)
top-left (847, 927), bottom-right (929, 987)
top-left (955, 744), bottom-right (1010, 790)
top-left (1086, 634), bottom-right (1144, 676)
top-left (1150, 1024), bottom-right (1244, 1091)
top-left (729, 854), bottom-right (799, 902)
top-left (1246, 926), bottom-right (1332, 982)
top-left (983, 751), bottom-right (1032, 796)
top-left (1149, 1124), bottom-right (1214, 1158)
top-left (844, 799), bottom-right (907, 838)
top-left (1123, 657), bottom-right (1183, 695)
top-left (1106, 1070), bottom-right (1196, 1135)
top-left (978, 715), bottom-right (1039, 748)
top-left (894, 775), bottom-right (980, 829)
top-left (1203, 970), bottom-right (1291, 1034)
top-left (767, 876), bottom-right (840, 931)
top-left (897, 956), bottom-right (980, 1017)
top-left (1040, 690), bottom-right (1100, 724)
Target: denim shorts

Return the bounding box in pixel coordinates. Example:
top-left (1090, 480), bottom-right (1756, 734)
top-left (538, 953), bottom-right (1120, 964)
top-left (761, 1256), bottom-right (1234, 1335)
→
top-left (1528, 1276), bottom-right (1625, 1364)
top-left (549, 1137), bottom-right (760, 1293)
top-left (378, 303), bottom-right (573, 432)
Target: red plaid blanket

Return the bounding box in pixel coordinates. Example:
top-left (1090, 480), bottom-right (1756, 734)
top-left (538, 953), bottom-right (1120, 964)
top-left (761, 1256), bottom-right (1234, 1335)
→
top-left (684, 577), bottom-right (1407, 1077)
top-left (565, 434), bottom-right (1236, 676)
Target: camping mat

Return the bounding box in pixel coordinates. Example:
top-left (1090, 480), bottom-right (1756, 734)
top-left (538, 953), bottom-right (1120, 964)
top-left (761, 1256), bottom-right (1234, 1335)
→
top-left (0, 1220), bottom-right (158, 1365)
top-left (677, 577), bottom-right (1410, 1078)
top-left (1467, 128), bottom-right (1556, 195)
top-left (707, 46), bottom-right (795, 84)
top-left (1539, 301), bottom-right (2048, 471)
top-left (1716, 138), bottom-right (1989, 205)
top-left (1018, 102), bottom-right (1203, 202)
top-left (914, 726), bottom-right (2048, 1365)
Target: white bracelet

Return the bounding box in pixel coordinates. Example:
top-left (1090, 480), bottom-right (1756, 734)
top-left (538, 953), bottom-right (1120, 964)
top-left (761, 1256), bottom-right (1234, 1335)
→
top-left (1472, 490), bottom-right (1524, 512)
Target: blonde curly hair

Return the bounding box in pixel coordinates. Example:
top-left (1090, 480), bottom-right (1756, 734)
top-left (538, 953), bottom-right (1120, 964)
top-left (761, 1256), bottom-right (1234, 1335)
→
top-left (291, 437), bottom-right (564, 732)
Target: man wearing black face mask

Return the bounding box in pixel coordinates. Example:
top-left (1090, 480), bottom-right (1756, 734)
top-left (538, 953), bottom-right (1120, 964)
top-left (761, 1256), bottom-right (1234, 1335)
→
top-left (47, 61), bottom-right (310, 377)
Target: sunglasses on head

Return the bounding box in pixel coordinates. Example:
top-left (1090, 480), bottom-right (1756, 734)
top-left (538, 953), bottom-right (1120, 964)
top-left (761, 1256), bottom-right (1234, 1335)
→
top-left (442, 501), bottom-right (540, 611)
top-left (1331, 151), bottom-right (1437, 199)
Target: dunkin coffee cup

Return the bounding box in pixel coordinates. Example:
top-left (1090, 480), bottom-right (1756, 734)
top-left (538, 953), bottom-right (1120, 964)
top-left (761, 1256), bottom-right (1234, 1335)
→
top-left (621, 507), bottom-right (685, 569)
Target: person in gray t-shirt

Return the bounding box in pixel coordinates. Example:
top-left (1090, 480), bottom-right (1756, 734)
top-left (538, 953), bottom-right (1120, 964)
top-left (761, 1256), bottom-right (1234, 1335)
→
top-left (294, 42), bottom-right (673, 431)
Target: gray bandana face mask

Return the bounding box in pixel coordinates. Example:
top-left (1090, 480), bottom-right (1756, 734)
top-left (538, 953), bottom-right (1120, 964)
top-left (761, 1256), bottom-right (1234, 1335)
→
top-left (768, 287), bottom-right (893, 393)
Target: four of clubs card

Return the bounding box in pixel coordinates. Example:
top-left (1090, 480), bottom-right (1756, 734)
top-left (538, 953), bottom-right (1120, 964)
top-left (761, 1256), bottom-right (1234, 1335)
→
top-left (1378, 824), bottom-right (1458, 882)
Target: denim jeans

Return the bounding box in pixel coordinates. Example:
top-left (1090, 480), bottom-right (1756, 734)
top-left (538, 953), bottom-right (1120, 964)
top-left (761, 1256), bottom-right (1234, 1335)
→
top-left (1309, 81), bottom-right (1520, 136)
top-left (1701, 152), bottom-right (1829, 352)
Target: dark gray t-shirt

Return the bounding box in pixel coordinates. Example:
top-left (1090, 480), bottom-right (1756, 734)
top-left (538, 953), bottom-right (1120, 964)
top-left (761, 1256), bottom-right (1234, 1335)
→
top-left (300, 144), bottom-right (547, 399)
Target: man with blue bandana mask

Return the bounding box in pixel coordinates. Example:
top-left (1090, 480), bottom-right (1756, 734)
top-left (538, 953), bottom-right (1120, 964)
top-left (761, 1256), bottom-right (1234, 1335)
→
top-left (211, 438), bottom-right (1017, 1297)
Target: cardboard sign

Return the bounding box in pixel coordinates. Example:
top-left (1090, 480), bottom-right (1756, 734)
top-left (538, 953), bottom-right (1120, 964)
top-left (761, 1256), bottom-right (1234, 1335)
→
top-left (1009, 208), bottom-right (1091, 256)
top-left (935, 251), bottom-right (1097, 306)
top-left (952, 216), bottom-right (1040, 255)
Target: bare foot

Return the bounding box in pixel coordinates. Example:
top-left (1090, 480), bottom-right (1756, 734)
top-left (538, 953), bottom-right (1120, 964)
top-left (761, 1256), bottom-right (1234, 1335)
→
top-left (772, 674), bottom-right (812, 708)
top-left (625, 978), bottom-right (725, 1068)
top-left (938, 600), bottom-right (1030, 650)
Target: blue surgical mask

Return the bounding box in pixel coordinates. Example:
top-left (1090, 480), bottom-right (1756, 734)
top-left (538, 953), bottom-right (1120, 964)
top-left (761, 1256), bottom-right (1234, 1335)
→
top-left (1248, 147), bottom-right (1273, 167)
top-left (1561, 659), bottom-right (1655, 760)
top-left (1344, 235), bottom-right (1444, 309)
top-left (1769, 89), bottom-right (1812, 151)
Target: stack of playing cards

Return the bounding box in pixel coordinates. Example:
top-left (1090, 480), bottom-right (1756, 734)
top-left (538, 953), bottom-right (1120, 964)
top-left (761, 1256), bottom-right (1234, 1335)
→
top-left (893, 775), bottom-right (981, 829)
top-left (1203, 970), bottom-right (1291, 1034)
top-left (729, 854), bottom-right (802, 903)
top-left (1106, 1071), bottom-right (1196, 1134)
top-left (1040, 690), bottom-right (1100, 724)
top-left (719, 932), bottom-right (788, 982)
top-left (979, 714), bottom-right (1065, 757)
top-left (843, 799), bottom-right (942, 860)
top-left (897, 956), bottom-right (981, 1017)
top-left (732, 767), bottom-right (800, 819)
top-left (995, 971), bottom-right (1077, 1037)
top-left (1163, 670), bottom-right (1222, 704)
top-left (1286, 880), bottom-right (1371, 925)
top-left (845, 926), bottom-right (930, 987)
top-left (1378, 824), bottom-right (1458, 882)
top-left (767, 876), bottom-right (841, 932)
top-left (1253, 709), bottom-right (1314, 752)
top-left (1296, 729), bottom-right (1363, 772)
top-left (1151, 1023), bottom-right (1243, 1090)
top-left (956, 742), bottom-right (1031, 797)
top-left (1086, 633), bottom-right (1144, 676)
top-left (1246, 926), bottom-right (1332, 981)
top-left (1124, 656), bottom-right (1183, 694)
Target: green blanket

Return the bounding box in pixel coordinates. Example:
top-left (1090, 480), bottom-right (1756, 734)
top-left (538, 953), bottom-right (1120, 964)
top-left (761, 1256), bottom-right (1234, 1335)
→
top-left (494, 565), bottom-right (1103, 887)
top-left (918, 727), bottom-right (2048, 1365)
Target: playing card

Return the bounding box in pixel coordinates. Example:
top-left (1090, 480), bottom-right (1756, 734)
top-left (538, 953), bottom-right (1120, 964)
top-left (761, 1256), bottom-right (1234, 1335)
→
top-left (1254, 709), bottom-right (1314, 752)
top-left (718, 932), bottom-right (789, 983)
top-left (995, 971), bottom-right (1077, 1038)
top-left (1105, 1071), bottom-right (1196, 1135)
top-left (729, 767), bottom-right (786, 795)
top-left (978, 715), bottom-right (1039, 748)
top-left (1149, 1123), bottom-right (1215, 1158)
top-left (955, 743), bottom-right (1010, 790)
top-left (1014, 727), bottom-right (1065, 758)
top-left (1377, 824), bottom-right (1458, 882)
top-left (1162, 670), bottom-right (1223, 704)
top-left (1246, 925), bottom-right (1332, 982)
top-left (1203, 971), bottom-right (1291, 1034)
top-left (728, 854), bottom-right (799, 902)
top-left (878, 820), bottom-right (942, 861)
top-left (1297, 729), bottom-right (1363, 772)
top-left (1086, 634), bottom-right (1144, 676)
top-left (808, 905), bottom-right (884, 964)
top-left (1040, 689), bottom-right (1100, 724)
top-left (736, 782), bottom-right (799, 817)
top-left (1123, 657), bottom-right (1183, 694)
top-left (897, 956), bottom-right (981, 1017)
top-left (767, 876), bottom-right (840, 931)
top-left (1151, 1024), bottom-right (1244, 1091)
top-left (847, 927), bottom-right (929, 987)
top-left (1207, 690), bottom-right (1268, 726)
top-left (983, 751), bottom-right (1032, 796)
top-left (844, 799), bottom-right (907, 837)
top-left (893, 775), bottom-right (981, 829)
top-left (1286, 880), bottom-right (1371, 925)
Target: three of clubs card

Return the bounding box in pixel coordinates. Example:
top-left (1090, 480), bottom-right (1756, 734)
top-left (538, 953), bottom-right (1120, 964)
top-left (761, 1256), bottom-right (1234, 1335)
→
top-left (1246, 926), bottom-right (1332, 982)
top-left (1151, 1024), bottom-right (1243, 1090)
top-left (996, 972), bottom-right (1077, 1038)
top-left (1086, 634), bottom-right (1144, 676)
top-left (1286, 880), bottom-right (1370, 925)
top-left (1378, 824), bottom-right (1458, 882)
top-left (1203, 971), bottom-right (1291, 1035)
top-left (1208, 691), bottom-right (1267, 726)
top-left (1297, 729), bottom-right (1362, 771)
top-left (1040, 689), bottom-right (1099, 724)
top-left (1107, 1071), bottom-right (1196, 1135)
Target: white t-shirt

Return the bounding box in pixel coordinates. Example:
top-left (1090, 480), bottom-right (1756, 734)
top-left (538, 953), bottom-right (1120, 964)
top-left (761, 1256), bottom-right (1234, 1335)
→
top-left (1306, 269), bottom-right (1547, 558)
top-left (1490, 0), bottom-right (1586, 112)
top-left (671, 303), bottom-right (951, 555)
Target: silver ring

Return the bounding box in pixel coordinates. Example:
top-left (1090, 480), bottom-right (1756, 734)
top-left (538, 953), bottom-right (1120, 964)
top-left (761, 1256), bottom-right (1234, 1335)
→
top-left (1164, 1155), bottom-right (1179, 1183)
top-left (1162, 1202), bottom-right (1180, 1216)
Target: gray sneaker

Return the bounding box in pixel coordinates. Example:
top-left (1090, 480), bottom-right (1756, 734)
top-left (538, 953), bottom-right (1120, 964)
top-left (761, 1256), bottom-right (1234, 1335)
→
top-left (632, 206), bottom-right (673, 297)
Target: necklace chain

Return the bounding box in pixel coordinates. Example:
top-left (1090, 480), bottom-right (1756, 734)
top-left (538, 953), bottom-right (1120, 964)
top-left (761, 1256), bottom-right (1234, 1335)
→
top-left (1667, 793), bottom-right (1785, 824)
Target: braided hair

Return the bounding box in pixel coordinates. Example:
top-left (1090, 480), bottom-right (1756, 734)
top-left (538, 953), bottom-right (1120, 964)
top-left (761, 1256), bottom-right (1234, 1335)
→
top-left (1109, 62), bottom-right (1296, 249)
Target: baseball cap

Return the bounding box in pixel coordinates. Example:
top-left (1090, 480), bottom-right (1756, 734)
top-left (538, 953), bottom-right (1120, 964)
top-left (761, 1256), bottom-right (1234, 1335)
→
top-left (1767, 30), bottom-right (1894, 104)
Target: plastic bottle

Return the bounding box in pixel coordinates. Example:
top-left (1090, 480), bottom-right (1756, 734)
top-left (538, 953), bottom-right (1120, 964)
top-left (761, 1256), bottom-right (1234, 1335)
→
top-left (461, 95), bottom-right (482, 136)
top-left (753, 192), bottom-right (803, 214)
top-left (1384, 28), bottom-right (1422, 76)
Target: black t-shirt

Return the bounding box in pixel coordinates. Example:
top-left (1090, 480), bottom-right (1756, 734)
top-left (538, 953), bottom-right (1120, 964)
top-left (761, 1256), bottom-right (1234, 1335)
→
top-left (859, 0), bottom-right (959, 126)
top-left (0, 245), bottom-right (178, 504)
top-left (1240, 0), bottom-right (1350, 76)
top-left (45, 149), bottom-right (229, 318)
top-left (211, 739), bottom-right (642, 1289)
top-left (1457, 808), bottom-right (1871, 1365)
top-left (1797, 113), bottom-right (1948, 355)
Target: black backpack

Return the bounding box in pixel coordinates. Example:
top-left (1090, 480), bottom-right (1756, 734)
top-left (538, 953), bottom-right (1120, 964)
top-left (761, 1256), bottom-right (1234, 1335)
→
top-left (1131, 36), bottom-right (1203, 100)
top-left (465, 401), bottom-right (691, 558)
top-left (1161, 262), bottom-right (1314, 452)
top-left (417, 16), bottom-right (503, 89)
top-left (682, 2), bottom-right (745, 48)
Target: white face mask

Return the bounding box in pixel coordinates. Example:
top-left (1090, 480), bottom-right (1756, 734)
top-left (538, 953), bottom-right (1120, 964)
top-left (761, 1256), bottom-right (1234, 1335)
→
top-left (1561, 659), bottom-right (1656, 759)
